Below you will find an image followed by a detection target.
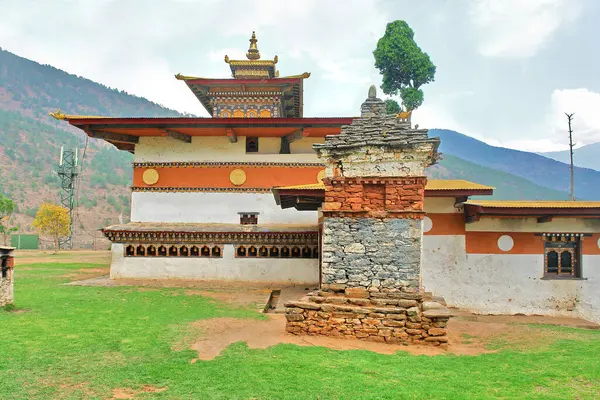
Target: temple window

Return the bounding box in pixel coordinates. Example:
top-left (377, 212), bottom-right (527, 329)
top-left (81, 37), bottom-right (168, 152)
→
top-left (180, 246), bottom-right (189, 257)
top-left (201, 246), bottom-right (211, 257)
top-left (169, 246), bottom-right (178, 257)
top-left (246, 137), bottom-right (259, 153)
top-left (259, 246), bottom-right (269, 257)
top-left (158, 246), bottom-right (167, 257)
top-left (125, 245), bottom-right (135, 256)
top-left (147, 245), bottom-right (156, 256)
top-left (211, 246), bottom-right (222, 257)
top-left (248, 246), bottom-right (258, 257)
top-left (543, 234), bottom-right (582, 278)
top-left (190, 246), bottom-right (200, 257)
top-left (237, 246), bottom-right (247, 257)
top-left (291, 246), bottom-right (301, 258)
top-left (312, 247), bottom-right (319, 259)
top-left (281, 246), bottom-right (290, 258)
top-left (269, 246), bottom-right (279, 257)
top-left (239, 212), bottom-right (259, 225)
top-left (136, 245), bottom-right (145, 256)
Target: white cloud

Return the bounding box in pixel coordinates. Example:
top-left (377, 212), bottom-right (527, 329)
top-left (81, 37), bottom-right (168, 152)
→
top-left (469, 0), bottom-right (584, 58)
top-left (548, 88), bottom-right (600, 146)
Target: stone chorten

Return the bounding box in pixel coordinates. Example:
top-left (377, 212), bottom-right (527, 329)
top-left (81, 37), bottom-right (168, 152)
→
top-left (284, 86), bottom-right (453, 347)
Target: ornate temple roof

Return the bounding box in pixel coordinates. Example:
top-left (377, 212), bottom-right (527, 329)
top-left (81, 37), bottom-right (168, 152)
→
top-left (175, 32), bottom-right (310, 118)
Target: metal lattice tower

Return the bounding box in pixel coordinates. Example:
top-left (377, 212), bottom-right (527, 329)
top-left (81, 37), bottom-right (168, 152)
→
top-left (57, 147), bottom-right (78, 249)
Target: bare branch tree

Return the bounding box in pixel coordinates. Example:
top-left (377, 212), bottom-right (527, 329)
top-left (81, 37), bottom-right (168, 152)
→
top-left (565, 113), bottom-right (575, 201)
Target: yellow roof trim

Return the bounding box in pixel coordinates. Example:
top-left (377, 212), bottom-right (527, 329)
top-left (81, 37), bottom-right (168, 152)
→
top-left (175, 73), bottom-right (207, 81)
top-left (425, 179), bottom-right (494, 191)
top-left (465, 200), bottom-right (600, 209)
top-left (273, 183), bottom-right (326, 190)
top-left (49, 110), bottom-right (107, 121)
top-left (225, 59), bottom-right (277, 66)
top-left (279, 72), bottom-right (311, 79)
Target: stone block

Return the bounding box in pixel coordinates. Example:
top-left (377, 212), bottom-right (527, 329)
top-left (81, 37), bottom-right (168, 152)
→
top-left (425, 336), bottom-right (448, 343)
top-left (432, 321), bottom-right (447, 328)
top-left (324, 297), bottom-right (349, 304)
top-left (362, 318), bottom-right (382, 326)
top-left (385, 314), bottom-right (407, 320)
top-left (405, 322), bottom-right (422, 329)
top-left (285, 314), bottom-right (305, 322)
top-left (330, 317), bottom-right (346, 325)
top-left (406, 329), bottom-right (423, 335)
top-left (406, 307), bottom-right (419, 317)
top-left (397, 299), bottom-right (418, 308)
top-left (309, 296), bottom-right (326, 303)
top-left (368, 313), bottom-right (386, 319)
top-left (348, 298), bottom-right (371, 306)
top-left (382, 319), bottom-right (405, 327)
top-left (428, 328), bottom-right (446, 336)
top-left (285, 307), bottom-right (304, 314)
top-left (422, 309), bottom-right (455, 318)
top-left (377, 328), bottom-right (393, 337)
top-left (284, 301), bottom-right (321, 311)
top-left (345, 287), bottom-right (369, 298)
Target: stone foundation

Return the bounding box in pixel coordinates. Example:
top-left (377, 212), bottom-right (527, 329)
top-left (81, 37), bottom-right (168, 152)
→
top-left (0, 247), bottom-right (15, 307)
top-left (285, 286), bottom-right (453, 347)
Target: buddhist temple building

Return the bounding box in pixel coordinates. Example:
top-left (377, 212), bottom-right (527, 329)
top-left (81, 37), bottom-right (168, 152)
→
top-left (51, 33), bottom-right (600, 325)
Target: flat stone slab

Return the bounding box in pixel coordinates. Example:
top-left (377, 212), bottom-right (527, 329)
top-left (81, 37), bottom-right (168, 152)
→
top-left (423, 309), bottom-right (455, 318)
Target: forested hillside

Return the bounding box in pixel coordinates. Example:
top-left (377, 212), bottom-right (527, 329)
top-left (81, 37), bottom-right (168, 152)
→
top-left (0, 48), bottom-right (183, 247)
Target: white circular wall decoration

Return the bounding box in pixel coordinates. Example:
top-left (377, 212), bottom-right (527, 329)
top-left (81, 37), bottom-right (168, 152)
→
top-left (497, 235), bottom-right (514, 252)
top-left (423, 216), bottom-right (433, 233)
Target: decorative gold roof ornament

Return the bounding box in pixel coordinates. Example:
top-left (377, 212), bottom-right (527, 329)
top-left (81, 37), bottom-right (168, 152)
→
top-left (49, 108), bottom-right (66, 120)
top-left (246, 31), bottom-right (261, 60)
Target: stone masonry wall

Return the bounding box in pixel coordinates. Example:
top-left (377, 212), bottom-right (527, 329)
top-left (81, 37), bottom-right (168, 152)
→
top-left (322, 217), bottom-right (422, 290)
top-left (285, 286), bottom-right (453, 347)
top-left (0, 255), bottom-right (14, 307)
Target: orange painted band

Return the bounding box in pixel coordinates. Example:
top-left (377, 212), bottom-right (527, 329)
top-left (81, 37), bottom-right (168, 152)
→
top-left (134, 166), bottom-right (323, 189)
top-left (424, 213), bottom-right (466, 235)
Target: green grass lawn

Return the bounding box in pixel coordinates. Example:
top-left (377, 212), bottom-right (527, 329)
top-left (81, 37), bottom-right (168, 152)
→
top-left (1, 262), bottom-right (599, 399)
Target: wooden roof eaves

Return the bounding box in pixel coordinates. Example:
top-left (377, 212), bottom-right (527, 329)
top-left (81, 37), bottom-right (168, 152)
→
top-left (463, 203), bottom-right (600, 218)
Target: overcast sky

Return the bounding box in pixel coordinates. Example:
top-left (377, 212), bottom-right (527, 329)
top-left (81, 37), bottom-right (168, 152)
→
top-left (1, 0), bottom-right (599, 152)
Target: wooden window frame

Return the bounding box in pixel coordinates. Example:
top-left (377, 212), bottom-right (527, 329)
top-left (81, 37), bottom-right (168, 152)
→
top-left (543, 234), bottom-right (582, 279)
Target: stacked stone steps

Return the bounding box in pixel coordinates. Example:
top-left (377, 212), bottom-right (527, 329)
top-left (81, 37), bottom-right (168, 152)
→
top-left (284, 287), bottom-right (453, 347)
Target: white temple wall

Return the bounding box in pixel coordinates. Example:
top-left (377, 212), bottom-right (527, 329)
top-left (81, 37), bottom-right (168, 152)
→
top-left (130, 192), bottom-right (318, 224)
top-left (133, 136), bottom-right (323, 163)
top-left (110, 243), bottom-right (319, 284)
top-left (422, 235), bottom-right (600, 323)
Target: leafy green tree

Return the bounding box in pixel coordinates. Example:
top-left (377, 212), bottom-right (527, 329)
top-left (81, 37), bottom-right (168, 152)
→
top-left (373, 20), bottom-right (436, 111)
top-left (0, 193), bottom-right (17, 245)
top-left (385, 99), bottom-right (401, 115)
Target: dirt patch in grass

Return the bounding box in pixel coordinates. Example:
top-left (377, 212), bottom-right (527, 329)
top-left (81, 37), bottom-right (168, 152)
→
top-left (189, 311), bottom-right (599, 361)
top-left (112, 385), bottom-right (168, 399)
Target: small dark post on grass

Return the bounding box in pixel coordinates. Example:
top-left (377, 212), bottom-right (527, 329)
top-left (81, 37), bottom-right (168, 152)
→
top-left (0, 246), bottom-right (15, 307)
top-left (565, 113), bottom-right (575, 201)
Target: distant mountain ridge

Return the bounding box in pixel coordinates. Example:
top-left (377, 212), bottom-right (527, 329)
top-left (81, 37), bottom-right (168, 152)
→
top-left (539, 142), bottom-right (600, 172)
top-left (431, 129), bottom-right (600, 200)
top-left (0, 48), bottom-right (596, 247)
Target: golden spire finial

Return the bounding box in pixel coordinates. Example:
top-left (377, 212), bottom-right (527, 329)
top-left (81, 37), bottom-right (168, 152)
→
top-left (246, 31), bottom-right (260, 60)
